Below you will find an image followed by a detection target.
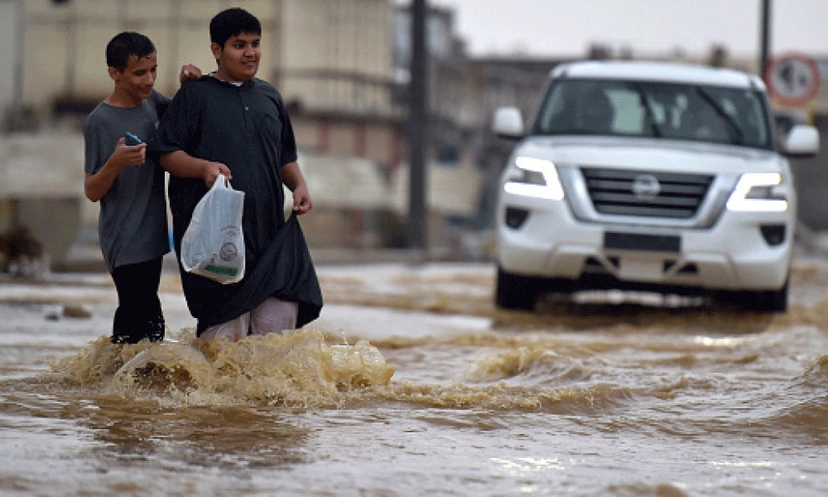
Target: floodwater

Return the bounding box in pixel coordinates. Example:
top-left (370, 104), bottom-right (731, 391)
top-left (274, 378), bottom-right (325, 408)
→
top-left (2, 258), bottom-right (828, 496)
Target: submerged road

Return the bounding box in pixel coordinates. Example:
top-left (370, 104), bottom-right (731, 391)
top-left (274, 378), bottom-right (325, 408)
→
top-left (1, 259), bottom-right (828, 496)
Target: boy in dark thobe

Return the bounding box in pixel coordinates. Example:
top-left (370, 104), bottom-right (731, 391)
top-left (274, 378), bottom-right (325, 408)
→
top-left (156, 7), bottom-right (322, 341)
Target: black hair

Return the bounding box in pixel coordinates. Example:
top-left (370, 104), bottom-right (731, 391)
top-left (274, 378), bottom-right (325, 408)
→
top-left (106, 31), bottom-right (156, 72)
top-left (210, 7), bottom-right (262, 48)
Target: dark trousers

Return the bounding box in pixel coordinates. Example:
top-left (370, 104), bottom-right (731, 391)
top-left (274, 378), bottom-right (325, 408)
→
top-left (110, 257), bottom-right (165, 344)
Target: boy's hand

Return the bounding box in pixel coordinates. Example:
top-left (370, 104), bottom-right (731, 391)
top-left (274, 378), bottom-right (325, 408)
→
top-left (292, 183), bottom-right (313, 214)
top-left (201, 161), bottom-right (232, 187)
top-left (179, 64), bottom-right (203, 85)
top-left (112, 137), bottom-right (146, 168)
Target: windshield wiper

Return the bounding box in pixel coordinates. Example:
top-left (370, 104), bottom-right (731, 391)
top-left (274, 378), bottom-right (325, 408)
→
top-left (694, 88), bottom-right (745, 145)
top-left (630, 83), bottom-right (662, 137)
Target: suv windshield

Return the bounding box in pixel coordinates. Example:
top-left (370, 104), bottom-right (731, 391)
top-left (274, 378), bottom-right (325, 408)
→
top-left (533, 78), bottom-right (773, 149)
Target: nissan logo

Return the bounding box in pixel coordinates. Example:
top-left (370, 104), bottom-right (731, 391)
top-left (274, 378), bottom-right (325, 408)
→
top-left (631, 174), bottom-right (661, 201)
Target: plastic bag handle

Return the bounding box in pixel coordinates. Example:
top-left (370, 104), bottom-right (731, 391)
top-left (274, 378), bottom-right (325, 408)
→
top-left (212, 174), bottom-right (231, 191)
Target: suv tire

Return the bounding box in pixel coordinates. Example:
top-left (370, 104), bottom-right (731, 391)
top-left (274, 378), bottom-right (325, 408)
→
top-left (495, 267), bottom-right (538, 311)
top-left (716, 280), bottom-right (789, 313)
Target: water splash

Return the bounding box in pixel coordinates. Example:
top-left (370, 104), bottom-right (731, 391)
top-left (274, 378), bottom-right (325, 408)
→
top-left (49, 328), bottom-right (395, 407)
top-left (465, 346), bottom-right (559, 382)
top-left (800, 354), bottom-right (828, 385)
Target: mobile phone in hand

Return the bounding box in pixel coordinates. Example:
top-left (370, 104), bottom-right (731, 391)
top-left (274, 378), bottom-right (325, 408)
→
top-left (124, 132), bottom-right (143, 146)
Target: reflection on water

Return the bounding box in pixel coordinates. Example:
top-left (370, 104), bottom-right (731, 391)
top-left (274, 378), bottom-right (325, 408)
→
top-left (2, 261), bottom-right (828, 495)
top-left (73, 399), bottom-right (311, 468)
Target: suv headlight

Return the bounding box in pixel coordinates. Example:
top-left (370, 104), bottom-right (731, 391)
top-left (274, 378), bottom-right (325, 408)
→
top-left (503, 157), bottom-right (565, 200)
top-left (726, 172), bottom-right (789, 212)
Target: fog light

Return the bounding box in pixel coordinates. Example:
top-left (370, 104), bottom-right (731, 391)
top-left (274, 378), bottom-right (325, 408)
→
top-left (760, 224), bottom-right (786, 246)
top-left (505, 207), bottom-right (529, 228)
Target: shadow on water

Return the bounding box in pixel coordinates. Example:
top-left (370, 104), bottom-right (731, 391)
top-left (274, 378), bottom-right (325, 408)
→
top-left (490, 292), bottom-right (778, 334)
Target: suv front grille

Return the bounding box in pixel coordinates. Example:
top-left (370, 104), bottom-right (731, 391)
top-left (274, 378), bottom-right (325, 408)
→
top-left (581, 167), bottom-right (714, 219)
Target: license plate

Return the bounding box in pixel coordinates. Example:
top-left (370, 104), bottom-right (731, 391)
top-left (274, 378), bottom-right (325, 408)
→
top-left (603, 231), bottom-right (681, 252)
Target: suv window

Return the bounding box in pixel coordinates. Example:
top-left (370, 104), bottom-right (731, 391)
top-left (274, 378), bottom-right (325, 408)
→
top-left (533, 79), bottom-right (773, 149)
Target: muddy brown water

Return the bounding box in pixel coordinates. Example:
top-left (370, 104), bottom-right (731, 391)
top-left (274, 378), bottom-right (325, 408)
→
top-left (2, 260), bottom-right (828, 496)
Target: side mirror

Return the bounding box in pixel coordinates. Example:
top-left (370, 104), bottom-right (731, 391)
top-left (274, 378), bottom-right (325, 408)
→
top-left (783, 124), bottom-right (820, 157)
top-left (492, 106), bottom-right (524, 139)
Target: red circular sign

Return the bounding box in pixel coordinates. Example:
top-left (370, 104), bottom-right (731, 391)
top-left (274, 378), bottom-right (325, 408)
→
top-left (764, 53), bottom-right (821, 106)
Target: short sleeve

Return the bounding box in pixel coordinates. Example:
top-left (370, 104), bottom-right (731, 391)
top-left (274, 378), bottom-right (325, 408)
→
top-left (83, 117), bottom-right (105, 175)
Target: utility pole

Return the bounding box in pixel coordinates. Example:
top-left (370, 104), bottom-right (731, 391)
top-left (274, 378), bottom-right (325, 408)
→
top-left (759, 0), bottom-right (771, 76)
top-left (407, 0), bottom-right (428, 250)
top-left (12, 0), bottom-right (25, 126)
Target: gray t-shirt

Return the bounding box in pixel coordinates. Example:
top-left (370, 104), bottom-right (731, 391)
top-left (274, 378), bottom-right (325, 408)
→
top-left (83, 90), bottom-right (171, 272)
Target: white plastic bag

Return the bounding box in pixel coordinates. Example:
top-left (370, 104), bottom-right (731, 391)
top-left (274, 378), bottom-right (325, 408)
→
top-left (180, 175), bottom-right (246, 284)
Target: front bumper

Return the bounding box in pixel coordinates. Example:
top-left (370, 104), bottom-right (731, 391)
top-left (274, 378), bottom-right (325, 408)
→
top-left (497, 192), bottom-right (793, 292)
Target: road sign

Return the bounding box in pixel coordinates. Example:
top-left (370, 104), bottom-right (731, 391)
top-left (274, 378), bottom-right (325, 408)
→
top-left (764, 53), bottom-right (821, 106)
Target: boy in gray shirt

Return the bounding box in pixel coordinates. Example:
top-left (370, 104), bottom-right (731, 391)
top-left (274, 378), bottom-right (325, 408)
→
top-left (84, 31), bottom-right (198, 343)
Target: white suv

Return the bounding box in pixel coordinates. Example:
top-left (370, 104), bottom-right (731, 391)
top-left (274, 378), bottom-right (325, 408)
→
top-left (492, 60), bottom-right (820, 312)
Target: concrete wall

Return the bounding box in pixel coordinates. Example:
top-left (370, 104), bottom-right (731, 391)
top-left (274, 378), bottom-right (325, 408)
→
top-left (292, 117), bottom-right (400, 165)
top-left (0, 131), bottom-right (85, 265)
top-left (280, 0), bottom-right (393, 115)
